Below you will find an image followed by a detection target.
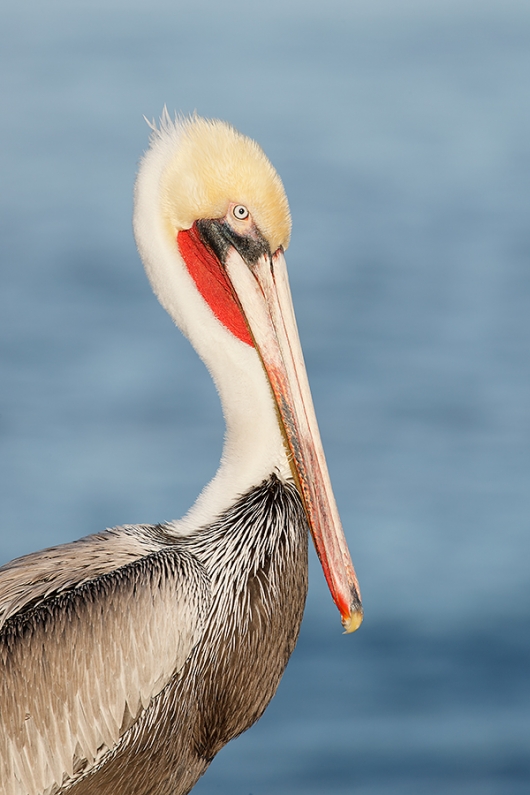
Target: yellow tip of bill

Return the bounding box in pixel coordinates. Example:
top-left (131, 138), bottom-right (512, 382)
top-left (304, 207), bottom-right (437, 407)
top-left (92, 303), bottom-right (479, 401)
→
top-left (342, 608), bottom-right (364, 634)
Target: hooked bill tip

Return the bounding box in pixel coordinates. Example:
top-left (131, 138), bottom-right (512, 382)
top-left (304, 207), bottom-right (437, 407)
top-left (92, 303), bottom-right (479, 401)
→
top-left (342, 607), bottom-right (364, 634)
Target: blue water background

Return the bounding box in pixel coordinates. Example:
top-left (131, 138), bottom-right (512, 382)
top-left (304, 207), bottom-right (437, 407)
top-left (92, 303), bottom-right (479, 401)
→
top-left (0, 1), bottom-right (529, 792)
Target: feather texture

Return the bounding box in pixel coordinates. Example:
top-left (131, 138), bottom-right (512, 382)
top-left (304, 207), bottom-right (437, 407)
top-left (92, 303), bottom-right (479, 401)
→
top-left (0, 476), bottom-right (307, 795)
top-left (0, 541), bottom-right (210, 795)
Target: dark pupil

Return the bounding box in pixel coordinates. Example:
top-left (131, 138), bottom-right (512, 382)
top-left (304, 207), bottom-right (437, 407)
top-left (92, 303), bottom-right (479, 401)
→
top-left (238, 208), bottom-right (244, 216)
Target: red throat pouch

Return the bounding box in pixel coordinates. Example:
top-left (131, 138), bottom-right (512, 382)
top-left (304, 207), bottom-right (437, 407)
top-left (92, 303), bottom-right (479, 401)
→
top-left (177, 225), bottom-right (254, 347)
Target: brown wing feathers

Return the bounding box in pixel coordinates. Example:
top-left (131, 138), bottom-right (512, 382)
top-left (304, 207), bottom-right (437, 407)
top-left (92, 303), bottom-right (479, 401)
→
top-left (0, 545), bottom-right (210, 795)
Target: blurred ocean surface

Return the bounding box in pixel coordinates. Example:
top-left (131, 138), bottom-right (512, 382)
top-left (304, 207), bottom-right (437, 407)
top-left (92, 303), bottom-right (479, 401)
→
top-left (0, 1), bottom-right (529, 792)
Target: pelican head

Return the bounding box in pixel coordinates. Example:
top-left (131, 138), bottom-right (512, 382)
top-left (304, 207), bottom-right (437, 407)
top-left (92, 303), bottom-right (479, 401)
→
top-left (134, 113), bottom-right (362, 633)
top-left (160, 116), bottom-right (291, 252)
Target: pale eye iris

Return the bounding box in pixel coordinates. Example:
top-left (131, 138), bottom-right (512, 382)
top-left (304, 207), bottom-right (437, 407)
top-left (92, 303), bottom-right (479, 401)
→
top-left (233, 205), bottom-right (249, 220)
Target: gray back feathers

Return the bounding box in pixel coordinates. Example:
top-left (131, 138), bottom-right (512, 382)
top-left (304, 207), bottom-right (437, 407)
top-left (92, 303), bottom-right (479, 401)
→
top-left (1, 544), bottom-right (209, 794)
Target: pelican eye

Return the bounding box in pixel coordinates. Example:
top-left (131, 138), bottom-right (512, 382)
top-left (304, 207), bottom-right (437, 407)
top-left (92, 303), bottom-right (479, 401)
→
top-left (233, 205), bottom-right (249, 221)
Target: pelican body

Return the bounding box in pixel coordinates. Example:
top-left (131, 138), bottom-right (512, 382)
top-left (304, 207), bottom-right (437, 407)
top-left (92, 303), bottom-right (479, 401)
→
top-left (0, 115), bottom-right (362, 795)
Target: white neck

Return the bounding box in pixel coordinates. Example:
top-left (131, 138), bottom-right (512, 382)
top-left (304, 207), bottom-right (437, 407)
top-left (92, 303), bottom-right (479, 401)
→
top-left (179, 330), bottom-right (291, 533)
top-left (133, 123), bottom-right (291, 534)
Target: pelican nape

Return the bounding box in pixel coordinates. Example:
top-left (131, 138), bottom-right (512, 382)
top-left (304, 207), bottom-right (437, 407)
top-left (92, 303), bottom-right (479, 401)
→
top-left (0, 114), bottom-right (363, 795)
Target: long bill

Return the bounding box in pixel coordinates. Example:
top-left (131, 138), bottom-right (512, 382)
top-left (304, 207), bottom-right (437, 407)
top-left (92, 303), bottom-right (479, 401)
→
top-left (224, 246), bottom-right (363, 633)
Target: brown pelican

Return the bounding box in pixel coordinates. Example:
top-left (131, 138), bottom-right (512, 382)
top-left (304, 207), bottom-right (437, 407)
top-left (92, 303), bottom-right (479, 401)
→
top-left (0, 114), bottom-right (363, 795)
